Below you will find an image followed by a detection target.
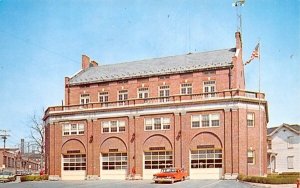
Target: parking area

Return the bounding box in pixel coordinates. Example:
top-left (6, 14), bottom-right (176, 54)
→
top-left (0, 179), bottom-right (264, 188)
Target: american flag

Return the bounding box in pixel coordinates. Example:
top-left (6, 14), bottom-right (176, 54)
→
top-left (245, 43), bottom-right (260, 65)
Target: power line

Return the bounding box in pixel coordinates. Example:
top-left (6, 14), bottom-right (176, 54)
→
top-left (0, 129), bottom-right (11, 149)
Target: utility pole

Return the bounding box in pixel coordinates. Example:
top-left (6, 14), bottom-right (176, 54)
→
top-left (0, 129), bottom-right (11, 149)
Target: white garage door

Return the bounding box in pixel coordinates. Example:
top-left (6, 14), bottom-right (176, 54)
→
top-left (61, 154), bottom-right (86, 180)
top-left (143, 151), bottom-right (172, 179)
top-left (190, 149), bottom-right (222, 179)
top-left (100, 152), bottom-right (127, 179)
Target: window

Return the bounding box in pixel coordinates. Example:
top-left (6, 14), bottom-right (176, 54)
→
top-left (181, 83), bottom-right (192, 94)
top-left (267, 140), bottom-right (272, 150)
top-left (247, 113), bottom-right (254, 127)
top-left (101, 121), bottom-right (126, 133)
top-left (287, 136), bottom-right (294, 149)
top-left (138, 88), bottom-right (149, 99)
top-left (144, 117), bottom-right (171, 131)
top-left (203, 81), bottom-right (216, 98)
top-left (63, 123), bottom-right (84, 136)
top-left (80, 94), bottom-right (90, 104)
top-left (287, 156), bottom-right (294, 169)
top-left (159, 85), bottom-right (170, 102)
top-left (191, 114), bottom-right (220, 128)
top-left (63, 154), bottom-right (86, 171)
top-left (144, 151), bottom-right (173, 169)
top-left (118, 90), bottom-right (128, 106)
top-left (99, 92), bottom-right (109, 106)
top-left (102, 153), bottom-right (127, 170)
top-left (191, 149), bottom-right (222, 168)
top-left (247, 150), bottom-right (255, 164)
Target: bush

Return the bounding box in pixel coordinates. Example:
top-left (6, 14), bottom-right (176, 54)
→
top-left (238, 174), bottom-right (299, 184)
top-left (20, 175), bottom-right (49, 182)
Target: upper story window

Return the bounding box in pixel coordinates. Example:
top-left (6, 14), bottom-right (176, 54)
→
top-left (247, 149), bottom-right (255, 164)
top-left (138, 88), bottom-right (149, 99)
top-left (63, 123), bottom-right (84, 136)
top-left (267, 140), bottom-right (272, 150)
top-left (247, 113), bottom-right (255, 127)
top-left (181, 83), bottom-right (192, 95)
top-left (287, 136), bottom-right (294, 149)
top-left (191, 114), bottom-right (220, 128)
top-left (144, 117), bottom-right (170, 131)
top-left (118, 90), bottom-right (128, 106)
top-left (287, 156), bottom-right (294, 169)
top-left (80, 94), bottom-right (90, 104)
top-left (102, 121), bottom-right (126, 133)
top-left (159, 85), bottom-right (170, 102)
top-left (99, 92), bottom-right (109, 103)
top-left (203, 81), bottom-right (216, 98)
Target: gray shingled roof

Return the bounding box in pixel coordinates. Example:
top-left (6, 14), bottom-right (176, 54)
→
top-left (69, 48), bottom-right (236, 85)
top-left (267, 124), bottom-right (300, 135)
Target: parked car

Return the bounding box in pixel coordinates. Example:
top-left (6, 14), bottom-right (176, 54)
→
top-left (153, 168), bottom-right (188, 184)
top-left (0, 171), bottom-right (16, 183)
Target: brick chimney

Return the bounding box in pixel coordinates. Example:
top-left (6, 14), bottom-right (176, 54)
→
top-left (82, 55), bottom-right (90, 70)
top-left (90, 60), bottom-right (98, 67)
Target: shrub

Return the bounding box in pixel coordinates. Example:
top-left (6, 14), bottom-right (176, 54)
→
top-left (238, 174), bottom-right (299, 184)
top-left (20, 175), bottom-right (49, 182)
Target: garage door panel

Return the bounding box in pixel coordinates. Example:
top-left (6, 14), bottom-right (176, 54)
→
top-left (190, 168), bottom-right (222, 179)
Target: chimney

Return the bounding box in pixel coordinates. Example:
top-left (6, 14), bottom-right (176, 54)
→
top-left (82, 55), bottom-right (90, 70)
top-left (235, 32), bottom-right (242, 49)
top-left (21, 139), bottom-right (24, 154)
top-left (90, 60), bottom-right (98, 67)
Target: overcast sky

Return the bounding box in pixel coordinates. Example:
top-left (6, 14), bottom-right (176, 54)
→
top-left (0, 0), bottom-right (299, 148)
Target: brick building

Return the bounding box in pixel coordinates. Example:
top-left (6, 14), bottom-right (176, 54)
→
top-left (44, 32), bottom-right (268, 180)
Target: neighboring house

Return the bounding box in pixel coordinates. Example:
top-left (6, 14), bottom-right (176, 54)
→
top-left (44, 32), bottom-right (269, 181)
top-left (267, 124), bottom-right (300, 173)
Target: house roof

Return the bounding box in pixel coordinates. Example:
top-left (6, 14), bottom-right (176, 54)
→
top-left (69, 48), bottom-right (236, 85)
top-left (267, 123), bottom-right (300, 136)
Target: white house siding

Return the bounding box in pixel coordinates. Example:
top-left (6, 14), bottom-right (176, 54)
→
top-left (270, 128), bottom-right (300, 173)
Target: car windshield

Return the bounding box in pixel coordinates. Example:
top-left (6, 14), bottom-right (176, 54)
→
top-left (161, 168), bottom-right (176, 173)
top-left (0, 171), bottom-right (11, 175)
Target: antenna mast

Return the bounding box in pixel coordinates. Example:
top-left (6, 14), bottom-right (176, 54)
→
top-left (233, 0), bottom-right (245, 33)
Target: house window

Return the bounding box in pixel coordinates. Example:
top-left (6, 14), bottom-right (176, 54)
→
top-left (101, 121), bottom-right (126, 133)
top-left (99, 92), bottom-right (109, 106)
top-left (63, 154), bottom-right (86, 171)
top-left (80, 94), bottom-right (90, 104)
top-left (159, 85), bottom-right (170, 102)
top-left (63, 123), bottom-right (84, 136)
top-left (267, 140), bottom-right (272, 150)
top-left (287, 136), bottom-right (294, 149)
top-left (247, 113), bottom-right (254, 127)
top-left (138, 87), bottom-right (149, 99)
top-left (191, 114), bottom-right (220, 128)
top-left (181, 83), bottom-right (192, 95)
top-left (247, 150), bottom-right (255, 164)
top-left (287, 156), bottom-right (294, 169)
top-left (144, 117), bottom-right (171, 131)
top-left (118, 90), bottom-right (128, 106)
top-left (203, 81), bottom-right (216, 98)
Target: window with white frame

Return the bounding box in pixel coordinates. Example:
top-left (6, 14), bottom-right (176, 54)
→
top-left (63, 154), bottom-right (86, 171)
top-left (191, 114), bottom-right (220, 128)
top-left (80, 94), bottom-right (90, 104)
top-left (99, 92), bottom-right (109, 105)
top-left (63, 123), bottom-right (84, 136)
top-left (247, 150), bottom-right (255, 164)
top-left (191, 149), bottom-right (222, 168)
top-left (102, 152), bottom-right (127, 170)
top-left (181, 83), bottom-right (192, 95)
top-left (287, 136), bottom-right (294, 149)
top-left (138, 87), bottom-right (149, 99)
top-left (118, 90), bottom-right (128, 106)
top-left (287, 156), bottom-right (294, 169)
top-left (203, 81), bottom-right (216, 98)
top-left (159, 85), bottom-right (170, 102)
top-left (144, 151), bottom-right (173, 169)
top-left (247, 113), bottom-right (254, 127)
top-left (102, 121), bottom-right (126, 133)
top-left (144, 117), bottom-right (171, 131)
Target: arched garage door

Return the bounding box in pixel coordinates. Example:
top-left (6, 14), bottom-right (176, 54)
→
top-left (61, 139), bottom-right (86, 180)
top-left (189, 132), bottom-right (223, 179)
top-left (100, 137), bottom-right (128, 179)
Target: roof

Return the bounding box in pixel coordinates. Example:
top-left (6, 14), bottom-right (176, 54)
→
top-left (267, 123), bottom-right (300, 136)
top-left (69, 48), bottom-right (236, 85)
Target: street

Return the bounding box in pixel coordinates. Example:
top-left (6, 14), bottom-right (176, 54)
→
top-left (0, 180), bottom-right (263, 188)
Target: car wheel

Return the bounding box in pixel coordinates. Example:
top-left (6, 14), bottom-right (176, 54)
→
top-left (182, 176), bottom-right (185, 181)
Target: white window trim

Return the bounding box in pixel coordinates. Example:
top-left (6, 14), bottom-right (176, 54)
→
top-left (144, 117), bottom-right (171, 131)
top-left (137, 87), bottom-right (149, 99)
top-left (80, 94), bottom-right (90, 104)
top-left (247, 112), bottom-right (255, 127)
top-left (287, 136), bottom-right (294, 149)
top-left (191, 114), bottom-right (220, 128)
top-left (247, 149), bottom-right (255, 165)
top-left (62, 123), bottom-right (85, 136)
top-left (287, 156), bottom-right (294, 169)
top-left (98, 92), bottom-right (109, 103)
top-left (180, 83), bottom-right (193, 95)
top-left (101, 121), bottom-right (126, 133)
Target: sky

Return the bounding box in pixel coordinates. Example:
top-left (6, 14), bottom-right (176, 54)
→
top-left (0, 0), bottom-right (299, 148)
